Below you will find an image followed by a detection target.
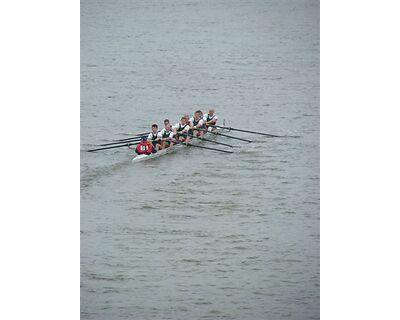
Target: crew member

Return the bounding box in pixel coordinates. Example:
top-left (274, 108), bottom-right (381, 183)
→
top-left (147, 124), bottom-right (161, 150)
top-left (157, 123), bottom-right (175, 149)
top-left (189, 110), bottom-right (205, 137)
top-left (172, 117), bottom-right (190, 142)
top-left (183, 114), bottom-right (190, 123)
top-left (134, 136), bottom-right (154, 155)
top-left (203, 108), bottom-right (218, 129)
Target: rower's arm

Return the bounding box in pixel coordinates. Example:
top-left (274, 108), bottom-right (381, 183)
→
top-left (194, 120), bottom-right (204, 129)
top-left (205, 118), bottom-right (217, 126)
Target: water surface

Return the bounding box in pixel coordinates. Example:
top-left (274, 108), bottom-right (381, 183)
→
top-left (81, 0), bottom-right (319, 319)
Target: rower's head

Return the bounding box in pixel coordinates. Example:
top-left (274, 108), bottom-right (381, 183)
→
top-left (141, 136), bottom-right (148, 142)
top-left (163, 119), bottom-right (170, 126)
top-left (151, 124), bottom-right (158, 133)
top-left (181, 116), bottom-right (187, 125)
top-left (208, 108), bottom-right (215, 115)
top-left (183, 114), bottom-right (190, 121)
top-left (194, 110), bottom-right (202, 119)
top-left (165, 123), bottom-right (171, 131)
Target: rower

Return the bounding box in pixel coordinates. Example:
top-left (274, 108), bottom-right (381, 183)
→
top-left (183, 114), bottom-right (190, 123)
top-left (172, 117), bottom-right (190, 142)
top-left (147, 124), bottom-right (161, 151)
top-left (134, 136), bottom-right (154, 155)
top-left (203, 108), bottom-right (218, 129)
top-left (189, 110), bottom-right (205, 137)
top-left (157, 123), bottom-right (175, 149)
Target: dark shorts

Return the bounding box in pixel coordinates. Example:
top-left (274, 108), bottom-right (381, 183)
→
top-left (176, 132), bottom-right (187, 140)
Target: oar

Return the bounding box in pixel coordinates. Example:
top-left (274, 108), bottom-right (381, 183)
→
top-left (198, 128), bottom-right (252, 143)
top-left (87, 141), bottom-right (139, 152)
top-left (98, 137), bottom-right (141, 146)
top-left (210, 125), bottom-right (282, 137)
top-left (113, 132), bottom-right (150, 142)
top-left (175, 141), bottom-right (233, 154)
top-left (211, 125), bottom-right (300, 138)
top-left (186, 133), bottom-right (236, 148)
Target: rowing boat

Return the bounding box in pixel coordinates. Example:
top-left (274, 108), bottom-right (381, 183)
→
top-left (131, 126), bottom-right (225, 163)
top-left (86, 121), bottom-right (289, 155)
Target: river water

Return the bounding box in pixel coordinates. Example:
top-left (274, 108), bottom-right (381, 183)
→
top-left (81, 0), bottom-right (319, 319)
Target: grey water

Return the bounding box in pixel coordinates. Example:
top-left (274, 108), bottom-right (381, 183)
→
top-left (81, 0), bottom-right (319, 319)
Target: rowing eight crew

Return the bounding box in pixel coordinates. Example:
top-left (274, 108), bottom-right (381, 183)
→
top-left (134, 108), bottom-right (218, 155)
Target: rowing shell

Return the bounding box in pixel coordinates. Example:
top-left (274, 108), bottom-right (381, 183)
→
top-left (131, 127), bottom-right (225, 163)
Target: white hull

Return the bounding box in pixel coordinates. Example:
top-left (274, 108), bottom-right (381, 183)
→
top-left (131, 128), bottom-right (224, 163)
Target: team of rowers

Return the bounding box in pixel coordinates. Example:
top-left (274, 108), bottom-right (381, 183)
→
top-left (133, 108), bottom-right (218, 155)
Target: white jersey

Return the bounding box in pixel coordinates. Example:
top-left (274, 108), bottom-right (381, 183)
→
top-left (157, 128), bottom-right (174, 139)
top-left (147, 131), bottom-right (159, 141)
top-left (189, 117), bottom-right (204, 128)
top-left (173, 122), bottom-right (190, 132)
top-left (203, 113), bottom-right (218, 124)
